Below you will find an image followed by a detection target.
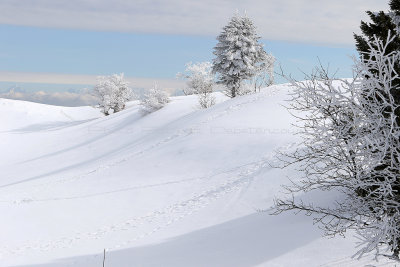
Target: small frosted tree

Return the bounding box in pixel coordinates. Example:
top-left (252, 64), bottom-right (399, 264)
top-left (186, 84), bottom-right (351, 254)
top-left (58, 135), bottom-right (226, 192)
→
top-left (274, 35), bottom-right (400, 259)
top-left (212, 13), bottom-right (271, 97)
top-left (93, 73), bottom-right (133, 115)
top-left (250, 53), bottom-right (275, 92)
top-left (140, 83), bottom-right (170, 114)
top-left (178, 62), bottom-right (216, 109)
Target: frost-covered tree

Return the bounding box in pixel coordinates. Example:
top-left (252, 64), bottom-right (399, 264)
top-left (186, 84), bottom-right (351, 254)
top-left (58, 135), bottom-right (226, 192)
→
top-left (177, 62), bottom-right (216, 109)
top-left (212, 13), bottom-right (271, 97)
top-left (93, 73), bottom-right (133, 116)
top-left (355, 3), bottom-right (400, 249)
top-left (250, 53), bottom-right (275, 92)
top-left (140, 83), bottom-right (170, 114)
top-left (274, 35), bottom-right (400, 259)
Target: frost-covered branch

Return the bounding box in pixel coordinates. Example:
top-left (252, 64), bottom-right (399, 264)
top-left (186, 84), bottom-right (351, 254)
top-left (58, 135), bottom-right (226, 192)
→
top-left (274, 34), bottom-right (400, 259)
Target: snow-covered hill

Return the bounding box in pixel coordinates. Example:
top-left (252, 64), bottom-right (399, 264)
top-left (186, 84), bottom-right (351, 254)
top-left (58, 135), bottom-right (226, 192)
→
top-left (0, 98), bottom-right (102, 132)
top-left (0, 86), bottom-right (394, 266)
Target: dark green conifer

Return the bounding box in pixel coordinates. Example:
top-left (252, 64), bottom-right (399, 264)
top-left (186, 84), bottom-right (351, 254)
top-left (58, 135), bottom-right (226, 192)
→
top-left (354, 0), bottom-right (400, 258)
top-left (354, 0), bottom-right (400, 80)
top-left (354, 0), bottom-right (400, 117)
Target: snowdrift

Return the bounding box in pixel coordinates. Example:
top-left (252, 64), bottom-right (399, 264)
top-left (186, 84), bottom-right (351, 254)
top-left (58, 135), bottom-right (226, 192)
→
top-left (0, 86), bottom-right (392, 266)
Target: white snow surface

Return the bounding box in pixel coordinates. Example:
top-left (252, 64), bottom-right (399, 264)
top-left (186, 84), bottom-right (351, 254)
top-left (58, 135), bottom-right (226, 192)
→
top-left (0, 86), bottom-right (395, 266)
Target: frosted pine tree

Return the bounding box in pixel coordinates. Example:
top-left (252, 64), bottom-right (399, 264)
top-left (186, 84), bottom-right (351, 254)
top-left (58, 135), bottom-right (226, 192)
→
top-left (212, 13), bottom-right (272, 97)
top-left (140, 83), bottom-right (170, 114)
top-left (93, 73), bottom-right (133, 115)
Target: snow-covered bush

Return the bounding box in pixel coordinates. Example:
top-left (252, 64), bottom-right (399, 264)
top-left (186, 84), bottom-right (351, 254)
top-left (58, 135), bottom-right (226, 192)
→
top-left (212, 13), bottom-right (273, 97)
top-left (140, 83), bottom-right (170, 114)
top-left (197, 90), bottom-right (216, 109)
top-left (274, 35), bottom-right (400, 259)
top-left (178, 62), bottom-right (216, 109)
top-left (93, 73), bottom-right (133, 115)
top-left (234, 83), bottom-right (253, 96)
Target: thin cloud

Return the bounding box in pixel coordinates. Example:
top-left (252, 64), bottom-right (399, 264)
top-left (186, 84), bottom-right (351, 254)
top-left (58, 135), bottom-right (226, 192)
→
top-left (0, 0), bottom-right (388, 45)
top-left (1, 90), bottom-right (98, 107)
top-left (0, 71), bottom-right (185, 91)
top-left (0, 71), bottom-right (186, 106)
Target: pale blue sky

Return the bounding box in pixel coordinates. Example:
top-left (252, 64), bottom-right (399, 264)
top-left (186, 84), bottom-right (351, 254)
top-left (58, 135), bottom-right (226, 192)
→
top-left (0, 25), bottom-right (355, 91)
top-left (0, 0), bottom-right (387, 104)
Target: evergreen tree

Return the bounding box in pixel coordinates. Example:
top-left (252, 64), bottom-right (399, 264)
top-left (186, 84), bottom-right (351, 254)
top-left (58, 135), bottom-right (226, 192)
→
top-left (212, 13), bottom-right (269, 98)
top-left (354, 0), bottom-right (400, 256)
top-left (354, 2), bottom-right (400, 179)
top-left (354, 12), bottom-right (397, 58)
top-left (354, 0), bottom-right (400, 88)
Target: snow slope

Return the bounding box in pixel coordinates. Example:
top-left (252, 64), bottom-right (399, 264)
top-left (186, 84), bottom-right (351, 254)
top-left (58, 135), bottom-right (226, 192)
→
top-left (0, 98), bottom-right (102, 132)
top-left (0, 86), bottom-right (395, 266)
